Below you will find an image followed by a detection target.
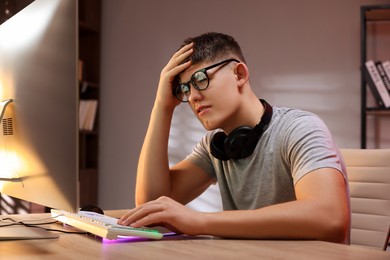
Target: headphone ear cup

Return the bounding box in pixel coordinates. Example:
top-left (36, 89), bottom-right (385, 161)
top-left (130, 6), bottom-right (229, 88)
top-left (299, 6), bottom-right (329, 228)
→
top-left (224, 126), bottom-right (253, 159)
top-left (210, 132), bottom-right (229, 160)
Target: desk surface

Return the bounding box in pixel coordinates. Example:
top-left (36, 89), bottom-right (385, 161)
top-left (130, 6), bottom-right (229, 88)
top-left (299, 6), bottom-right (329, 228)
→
top-left (1, 211), bottom-right (389, 260)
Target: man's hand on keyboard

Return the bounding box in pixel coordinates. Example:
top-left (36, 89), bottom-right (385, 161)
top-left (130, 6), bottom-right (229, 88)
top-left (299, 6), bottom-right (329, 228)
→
top-left (118, 196), bottom-right (205, 236)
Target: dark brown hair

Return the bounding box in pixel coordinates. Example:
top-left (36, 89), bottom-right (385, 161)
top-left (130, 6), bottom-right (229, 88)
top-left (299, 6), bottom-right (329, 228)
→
top-left (180, 32), bottom-right (246, 65)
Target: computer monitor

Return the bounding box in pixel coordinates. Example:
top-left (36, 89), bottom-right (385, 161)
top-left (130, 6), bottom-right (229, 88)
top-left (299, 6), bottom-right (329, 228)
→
top-left (0, 0), bottom-right (79, 213)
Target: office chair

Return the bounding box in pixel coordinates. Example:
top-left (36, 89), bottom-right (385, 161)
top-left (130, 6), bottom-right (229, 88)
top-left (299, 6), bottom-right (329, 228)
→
top-left (341, 149), bottom-right (390, 250)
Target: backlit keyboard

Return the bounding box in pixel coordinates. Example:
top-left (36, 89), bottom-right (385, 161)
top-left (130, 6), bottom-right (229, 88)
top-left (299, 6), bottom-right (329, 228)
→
top-left (51, 209), bottom-right (163, 240)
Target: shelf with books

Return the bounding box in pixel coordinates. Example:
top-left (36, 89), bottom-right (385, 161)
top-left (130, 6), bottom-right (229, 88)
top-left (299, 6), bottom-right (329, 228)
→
top-left (78, 0), bottom-right (101, 206)
top-left (79, 81), bottom-right (99, 133)
top-left (364, 60), bottom-right (390, 108)
top-left (360, 4), bottom-right (390, 148)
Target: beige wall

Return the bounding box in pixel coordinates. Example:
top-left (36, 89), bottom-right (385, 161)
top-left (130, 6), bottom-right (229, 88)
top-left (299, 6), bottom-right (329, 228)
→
top-left (99, 0), bottom-right (390, 210)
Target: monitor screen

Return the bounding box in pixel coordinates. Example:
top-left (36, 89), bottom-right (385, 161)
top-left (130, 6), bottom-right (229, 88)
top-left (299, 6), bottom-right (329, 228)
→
top-left (0, 0), bottom-right (79, 213)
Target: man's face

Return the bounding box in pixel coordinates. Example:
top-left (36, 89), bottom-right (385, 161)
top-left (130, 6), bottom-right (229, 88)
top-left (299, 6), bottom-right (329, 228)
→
top-left (179, 59), bottom-right (241, 132)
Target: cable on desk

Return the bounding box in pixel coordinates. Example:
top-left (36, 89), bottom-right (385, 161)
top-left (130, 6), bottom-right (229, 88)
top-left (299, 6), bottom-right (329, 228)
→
top-left (0, 216), bottom-right (88, 235)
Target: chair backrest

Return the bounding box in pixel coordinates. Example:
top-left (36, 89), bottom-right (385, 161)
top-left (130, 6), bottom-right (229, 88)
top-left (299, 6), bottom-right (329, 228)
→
top-left (341, 149), bottom-right (390, 250)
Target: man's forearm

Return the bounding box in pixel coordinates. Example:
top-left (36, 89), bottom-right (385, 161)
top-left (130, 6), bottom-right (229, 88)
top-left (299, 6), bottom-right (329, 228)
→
top-left (135, 105), bottom-right (175, 206)
top-left (199, 199), bottom-right (349, 243)
top-left (198, 170), bottom-right (350, 243)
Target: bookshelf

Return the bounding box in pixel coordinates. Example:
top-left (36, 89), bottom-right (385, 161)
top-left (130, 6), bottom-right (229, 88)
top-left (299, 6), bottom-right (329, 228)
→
top-left (78, 0), bottom-right (101, 207)
top-left (360, 5), bottom-right (390, 148)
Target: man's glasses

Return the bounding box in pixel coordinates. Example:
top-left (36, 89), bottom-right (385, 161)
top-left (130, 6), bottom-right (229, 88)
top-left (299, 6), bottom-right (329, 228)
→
top-left (174, 58), bottom-right (240, 102)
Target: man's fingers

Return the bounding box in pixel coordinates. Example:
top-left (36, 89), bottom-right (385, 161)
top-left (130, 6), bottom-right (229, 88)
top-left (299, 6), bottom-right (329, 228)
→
top-left (118, 200), bottom-right (164, 226)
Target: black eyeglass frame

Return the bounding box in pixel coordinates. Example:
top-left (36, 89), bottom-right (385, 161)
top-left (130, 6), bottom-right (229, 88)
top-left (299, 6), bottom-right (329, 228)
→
top-left (174, 58), bottom-right (240, 102)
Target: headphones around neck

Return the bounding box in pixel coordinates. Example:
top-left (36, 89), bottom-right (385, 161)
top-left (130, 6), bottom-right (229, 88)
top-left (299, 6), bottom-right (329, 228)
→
top-left (210, 99), bottom-right (273, 161)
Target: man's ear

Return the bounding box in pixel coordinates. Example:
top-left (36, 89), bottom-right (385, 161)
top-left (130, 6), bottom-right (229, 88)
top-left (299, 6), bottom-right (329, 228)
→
top-left (234, 63), bottom-right (249, 87)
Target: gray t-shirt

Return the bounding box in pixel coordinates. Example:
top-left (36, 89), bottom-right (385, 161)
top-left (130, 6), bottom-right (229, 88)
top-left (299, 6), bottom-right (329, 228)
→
top-left (186, 106), bottom-right (348, 211)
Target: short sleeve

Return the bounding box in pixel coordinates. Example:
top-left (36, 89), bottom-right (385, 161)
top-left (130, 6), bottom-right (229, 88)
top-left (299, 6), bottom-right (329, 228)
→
top-left (185, 131), bottom-right (217, 180)
top-left (282, 113), bottom-right (344, 184)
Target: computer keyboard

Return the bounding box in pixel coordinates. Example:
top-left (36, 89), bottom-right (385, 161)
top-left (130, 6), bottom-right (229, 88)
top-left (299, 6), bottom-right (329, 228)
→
top-left (51, 209), bottom-right (163, 240)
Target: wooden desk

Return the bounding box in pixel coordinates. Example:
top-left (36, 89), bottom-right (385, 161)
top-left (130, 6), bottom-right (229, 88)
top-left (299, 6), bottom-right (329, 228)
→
top-left (1, 211), bottom-right (389, 260)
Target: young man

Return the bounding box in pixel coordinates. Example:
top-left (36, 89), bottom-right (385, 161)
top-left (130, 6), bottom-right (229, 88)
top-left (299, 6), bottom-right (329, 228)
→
top-left (119, 32), bottom-right (350, 243)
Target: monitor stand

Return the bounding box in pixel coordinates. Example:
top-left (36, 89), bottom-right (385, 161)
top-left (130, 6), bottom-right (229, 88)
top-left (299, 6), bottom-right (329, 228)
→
top-left (0, 226), bottom-right (59, 240)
